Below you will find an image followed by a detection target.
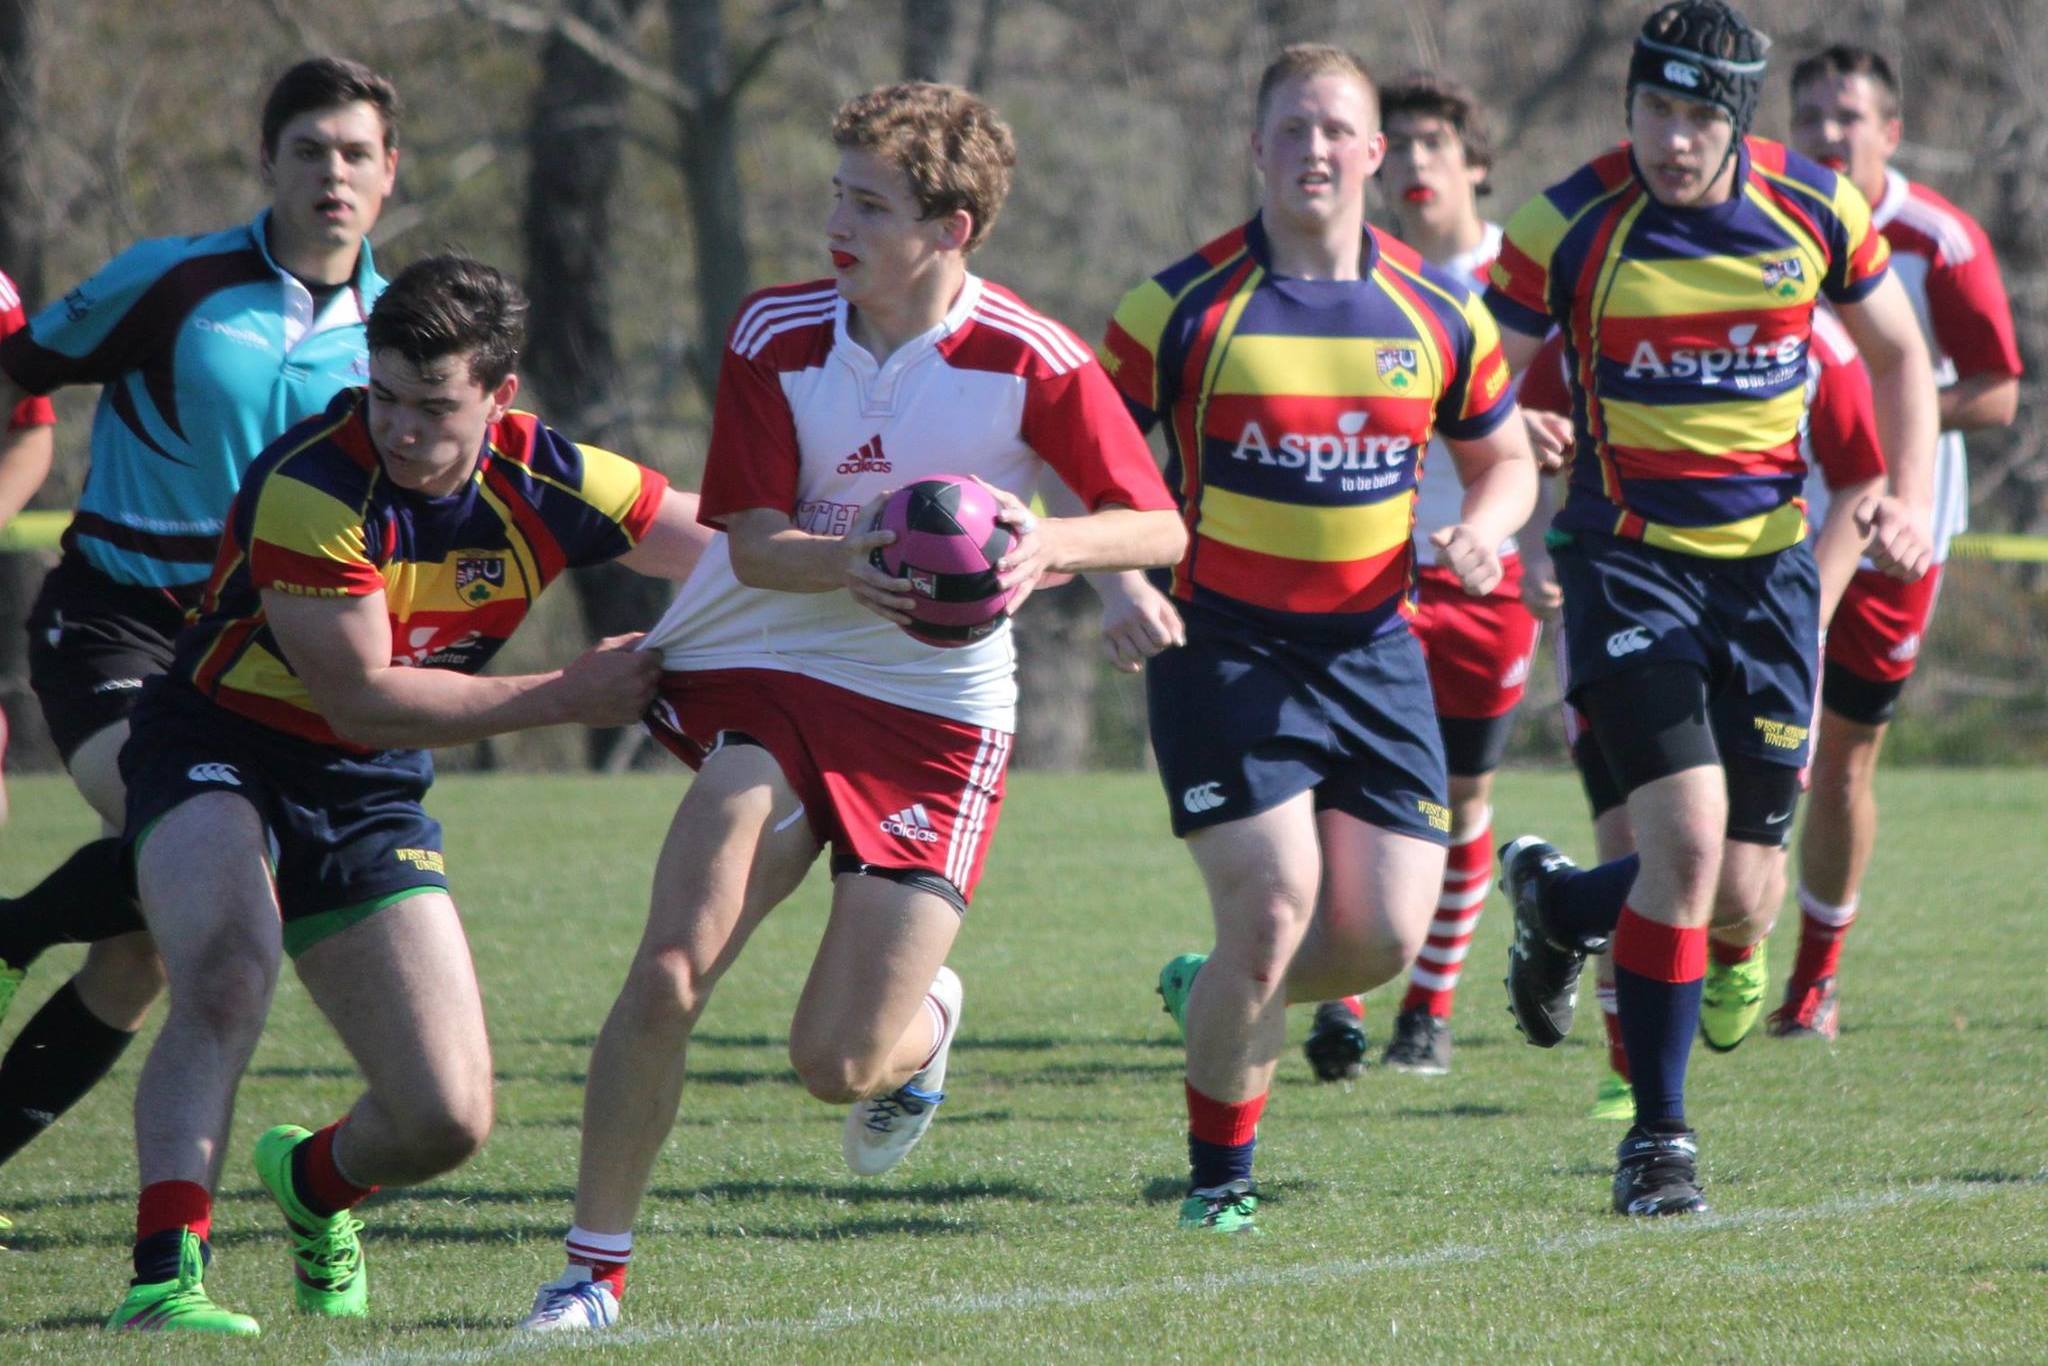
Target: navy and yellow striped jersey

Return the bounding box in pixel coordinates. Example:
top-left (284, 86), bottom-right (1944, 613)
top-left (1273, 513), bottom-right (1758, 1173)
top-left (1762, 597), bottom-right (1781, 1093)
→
top-left (1101, 216), bottom-right (1514, 640)
top-left (1486, 137), bottom-right (1890, 559)
top-left (170, 388), bottom-right (665, 748)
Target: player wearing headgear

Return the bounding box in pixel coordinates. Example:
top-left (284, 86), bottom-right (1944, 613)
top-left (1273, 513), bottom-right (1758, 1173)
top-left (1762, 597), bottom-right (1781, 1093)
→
top-left (100, 255), bottom-right (714, 1334)
top-left (1296, 70), bottom-right (1541, 1080)
top-left (0, 57), bottom-right (401, 1180)
top-left (1484, 0), bottom-right (1936, 1215)
top-left (1093, 43), bottom-right (1538, 1233)
top-left (1780, 44), bottom-right (2022, 1040)
top-left (1528, 307), bottom-right (1895, 1122)
top-left (518, 83), bottom-right (1183, 1330)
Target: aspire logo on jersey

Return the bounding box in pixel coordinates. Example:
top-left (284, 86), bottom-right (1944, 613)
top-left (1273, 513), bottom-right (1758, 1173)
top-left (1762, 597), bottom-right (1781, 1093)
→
top-left (1228, 410), bottom-right (1414, 487)
top-left (1620, 323), bottom-right (1804, 388)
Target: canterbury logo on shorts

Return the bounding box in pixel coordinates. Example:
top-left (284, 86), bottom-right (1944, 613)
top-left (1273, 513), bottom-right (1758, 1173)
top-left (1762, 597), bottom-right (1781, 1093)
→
top-left (185, 762), bottom-right (242, 786)
top-left (1606, 626), bottom-right (1652, 658)
top-left (1182, 781), bottom-right (1226, 813)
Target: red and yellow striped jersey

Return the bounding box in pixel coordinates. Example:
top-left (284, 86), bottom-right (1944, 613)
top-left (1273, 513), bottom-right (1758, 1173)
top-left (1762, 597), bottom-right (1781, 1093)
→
top-left (170, 389), bottom-right (665, 748)
top-left (1102, 216), bottom-right (1514, 640)
top-left (1486, 137), bottom-right (1889, 559)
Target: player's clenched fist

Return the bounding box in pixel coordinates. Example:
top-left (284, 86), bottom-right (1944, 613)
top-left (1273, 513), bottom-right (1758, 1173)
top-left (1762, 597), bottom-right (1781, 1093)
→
top-left (841, 490), bottom-right (916, 624)
top-left (557, 633), bottom-right (663, 726)
top-left (1522, 408), bottom-right (1573, 473)
top-left (1430, 523), bottom-right (1504, 597)
top-left (1855, 495), bottom-right (1933, 584)
top-left (1097, 574), bottom-right (1186, 673)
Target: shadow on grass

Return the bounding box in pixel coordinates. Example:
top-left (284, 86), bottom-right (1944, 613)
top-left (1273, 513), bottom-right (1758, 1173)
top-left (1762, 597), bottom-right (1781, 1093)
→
top-left (696, 1214), bottom-right (986, 1241)
top-left (17, 1313), bottom-right (105, 1332)
top-left (1139, 1176), bottom-right (1309, 1206)
top-left (246, 1064), bottom-right (357, 1080)
top-left (1390, 1103), bottom-right (1520, 1120)
top-left (657, 1176), bottom-right (1051, 1205)
top-left (1952, 1170), bottom-right (2045, 1186)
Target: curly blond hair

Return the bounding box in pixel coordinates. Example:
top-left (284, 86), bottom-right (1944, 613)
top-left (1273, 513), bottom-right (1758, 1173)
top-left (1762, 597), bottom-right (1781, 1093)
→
top-left (831, 83), bottom-right (1017, 253)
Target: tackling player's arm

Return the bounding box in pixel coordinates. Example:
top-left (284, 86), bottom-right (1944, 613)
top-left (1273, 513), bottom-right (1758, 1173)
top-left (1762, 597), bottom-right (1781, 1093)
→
top-left (614, 487), bottom-right (712, 582)
top-left (264, 587), bottom-right (660, 750)
top-left (1835, 272), bottom-right (1937, 581)
top-left (1810, 472), bottom-right (1884, 628)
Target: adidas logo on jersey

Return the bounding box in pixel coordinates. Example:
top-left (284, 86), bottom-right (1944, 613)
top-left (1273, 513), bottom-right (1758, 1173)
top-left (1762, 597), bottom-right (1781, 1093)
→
top-left (836, 436), bottom-right (891, 475)
top-left (880, 803), bottom-right (941, 843)
top-left (1888, 632), bottom-right (1922, 663)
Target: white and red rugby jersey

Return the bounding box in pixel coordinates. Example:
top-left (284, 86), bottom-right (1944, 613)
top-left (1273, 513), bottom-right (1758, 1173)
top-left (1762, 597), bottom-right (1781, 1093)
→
top-left (1799, 307), bottom-right (1889, 531)
top-left (644, 274), bottom-right (1170, 732)
top-left (1410, 222), bottom-right (1517, 562)
top-left (1870, 169), bottom-right (2022, 561)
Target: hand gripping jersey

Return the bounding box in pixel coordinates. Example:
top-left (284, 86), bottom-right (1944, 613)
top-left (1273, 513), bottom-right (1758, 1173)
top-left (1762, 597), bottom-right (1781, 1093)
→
top-left (169, 389), bottom-right (665, 749)
top-left (1408, 221), bottom-right (1516, 562)
top-left (1486, 138), bottom-right (1890, 560)
top-left (1102, 216), bottom-right (1515, 641)
top-left (0, 211), bottom-right (385, 589)
top-left (1868, 169), bottom-right (2022, 562)
top-left (642, 274), bottom-right (1171, 734)
top-left (0, 271), bottom-right (54, 431)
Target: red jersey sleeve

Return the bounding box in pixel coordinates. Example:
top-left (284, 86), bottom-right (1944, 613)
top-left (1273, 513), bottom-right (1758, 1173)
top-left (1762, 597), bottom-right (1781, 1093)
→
top-left (696, 340), bottom-right (801, 528)
top-left (1808, 350), bottom-right (1885, 490)
top-left (1926, 226), bottom-right (2022, 381)
top-left (1022, 360), bottom-right (1175, 512)
top-left (1517, 332), bottom-right (1572, 416)
top-left (0, 275), bottom-right (54, 430)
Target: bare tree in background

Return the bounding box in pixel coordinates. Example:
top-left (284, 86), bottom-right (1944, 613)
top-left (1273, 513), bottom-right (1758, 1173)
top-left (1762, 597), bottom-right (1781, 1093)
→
top-left (523, 0), bottom-right (670, 766)
top-left (903, 0), bottom-right (956, 82)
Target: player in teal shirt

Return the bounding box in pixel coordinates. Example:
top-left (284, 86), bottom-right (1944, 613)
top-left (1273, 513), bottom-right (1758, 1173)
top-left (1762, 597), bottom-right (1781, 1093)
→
top-left (0, 57), bottom-right (401, 1181)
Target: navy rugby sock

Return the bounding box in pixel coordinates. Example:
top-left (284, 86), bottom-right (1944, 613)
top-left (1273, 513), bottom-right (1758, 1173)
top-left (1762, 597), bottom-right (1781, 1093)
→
top-left (1612, 908), bottom-right (1705, 1133)
top-left (0, 979), bottom-right (136, 1166)
top-left (1547, 853), bottom-right (1640, 945)
top-left (0, 838), bottom-right (144, 967)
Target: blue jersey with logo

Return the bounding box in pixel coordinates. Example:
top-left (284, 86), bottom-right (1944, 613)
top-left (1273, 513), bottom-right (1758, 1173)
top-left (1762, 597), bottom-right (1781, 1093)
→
top-left (0, 210), bottom-right (385, 589)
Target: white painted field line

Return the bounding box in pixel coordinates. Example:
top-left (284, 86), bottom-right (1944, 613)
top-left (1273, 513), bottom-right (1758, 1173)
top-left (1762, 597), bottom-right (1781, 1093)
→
top-left (338, 1180), bottom-right (2008, 1363)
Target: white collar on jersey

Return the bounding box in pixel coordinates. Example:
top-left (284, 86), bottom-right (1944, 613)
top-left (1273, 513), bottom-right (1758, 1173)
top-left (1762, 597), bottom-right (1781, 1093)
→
top-left (1872, 167), bottom-right (1910, 232)
top-left (834, 272), bottom-right (985, 375)
top-left (1437, 221), bottom-right (1504, 284)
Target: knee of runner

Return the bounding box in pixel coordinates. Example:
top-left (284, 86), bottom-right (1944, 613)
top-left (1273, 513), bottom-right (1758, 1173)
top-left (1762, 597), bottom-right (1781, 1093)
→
top-left (786, 1038), bottom-right (874, 1105)
top-left (173, 931), bottom-right (280, 1035)
top-left (1650, 825), bottom-right (1724, 908)
top-left (397, 1090), bottom-right (494, 1173)
top-left (1216, 885), bottom-right (1316, 976)
top-left (625, 944), bottom-right (713, 1024)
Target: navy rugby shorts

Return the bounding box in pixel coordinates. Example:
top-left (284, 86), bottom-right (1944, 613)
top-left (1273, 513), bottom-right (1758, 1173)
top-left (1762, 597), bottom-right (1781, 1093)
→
top-left (1145, 602), bottom-right (1449, 843)
top-left (119, 681), bottom-right (448, 957)
top-left (1553, 528), bottom-right (1820, 768)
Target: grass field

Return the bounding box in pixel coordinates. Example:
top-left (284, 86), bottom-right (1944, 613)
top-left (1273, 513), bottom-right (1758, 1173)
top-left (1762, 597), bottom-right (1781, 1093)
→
top-left (2, 767), bottom-right (2044, 1360)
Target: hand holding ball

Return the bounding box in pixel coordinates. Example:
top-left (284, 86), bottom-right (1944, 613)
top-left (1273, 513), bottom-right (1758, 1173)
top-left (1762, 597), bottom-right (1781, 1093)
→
top-left (868, 476), bottom-right (1018, 647)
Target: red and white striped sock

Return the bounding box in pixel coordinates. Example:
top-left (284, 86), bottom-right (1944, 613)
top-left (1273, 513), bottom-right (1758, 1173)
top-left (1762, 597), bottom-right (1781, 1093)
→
top-left (1790, 886), bottom-right (1858, 992)
top-left (1597, 982), bottom-right (1629, 1080)
top-left (564, 1225), bottom-right (632, 1299)
top-left (1401, 820), bottom-right (1492, 1018)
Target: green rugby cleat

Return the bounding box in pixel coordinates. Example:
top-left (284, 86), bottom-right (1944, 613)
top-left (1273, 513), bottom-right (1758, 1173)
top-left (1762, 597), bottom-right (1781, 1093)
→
top-left (254, 1124), bottom-right (368, 1317)
top-left (1699, 941), bottom-right (1768, 1053)
top-left (1156, 953), bottom-right (1206, 1037)
top-left (1178, 1179), bottom-right (1261, 1234)
top-left (0, 961), bottom-right (24, 1033)
top-left (105, 1229), bottom-right (261, 1335)
top-left (1588, 1066), bottom-right (1635, 1122)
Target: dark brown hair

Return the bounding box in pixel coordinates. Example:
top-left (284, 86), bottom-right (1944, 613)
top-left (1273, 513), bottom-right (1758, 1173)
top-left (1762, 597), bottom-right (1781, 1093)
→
top-left (262, 57), bottom-right (401, 157)
top-left (1381, 70), bottom-right (1495, 193)
top-left (1790, 43), bottom-right (1901, 118)
top-left (367, 255), bottom-right (528, 389)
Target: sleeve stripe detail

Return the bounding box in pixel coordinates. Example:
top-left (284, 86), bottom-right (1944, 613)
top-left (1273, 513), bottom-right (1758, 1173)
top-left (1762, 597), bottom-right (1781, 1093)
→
top-left (971, 295), bottom-right (1089, 373)
top-left (736, 306), bottom-right (835, 361)
top-left (1892, 194), bottom-right (1977, 264)
top-left (732, 290), bottom-right (837, 357)
top-left (0, 275), bottom-right (16, 311)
